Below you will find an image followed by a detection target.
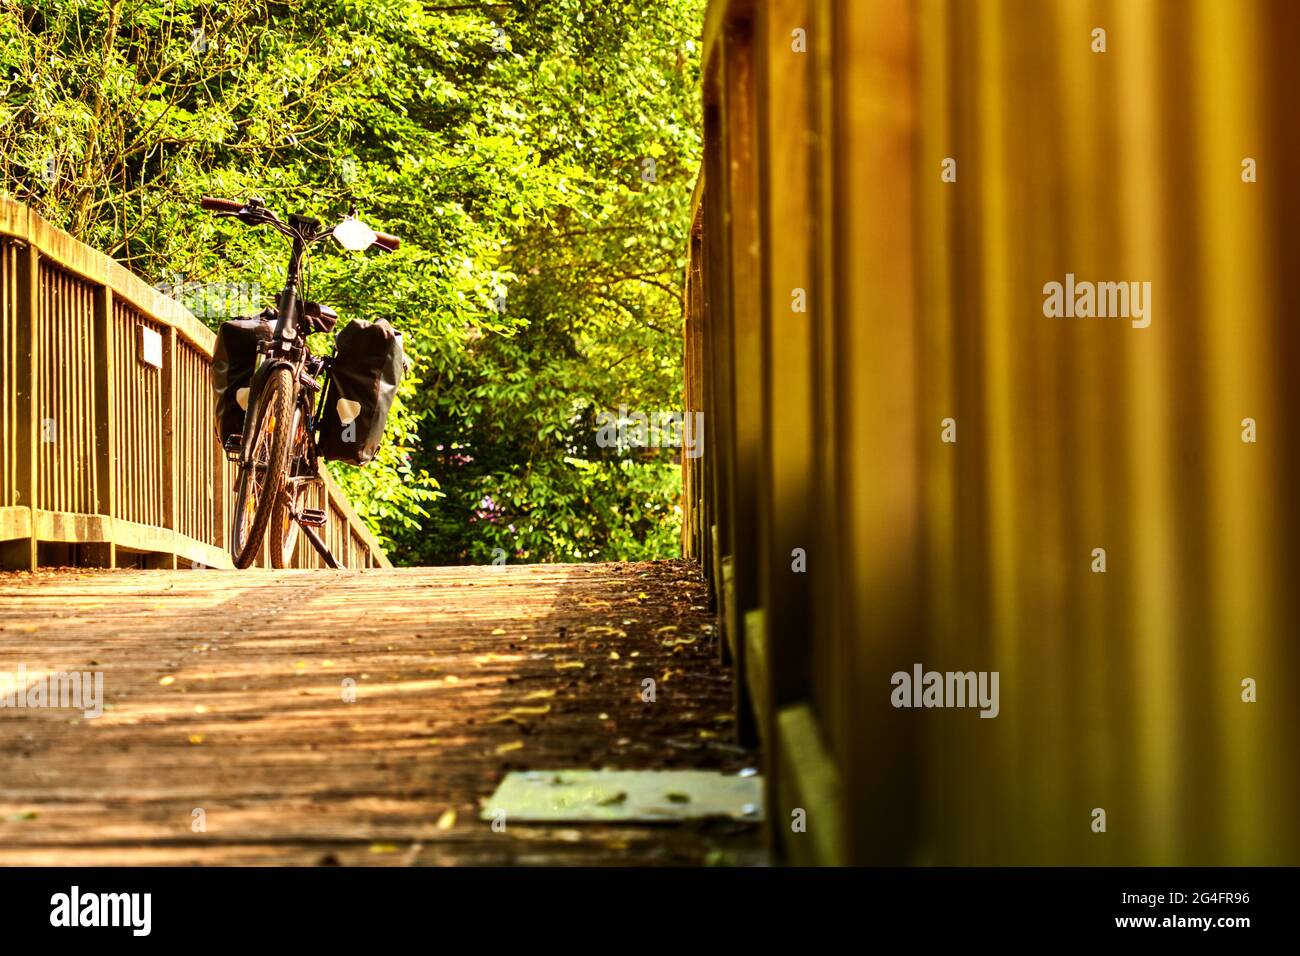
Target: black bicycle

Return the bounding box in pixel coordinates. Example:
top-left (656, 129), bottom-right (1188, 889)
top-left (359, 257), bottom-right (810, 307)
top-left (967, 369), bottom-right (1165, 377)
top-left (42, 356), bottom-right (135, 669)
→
top-left (200, 196), bottom-right (399, 569)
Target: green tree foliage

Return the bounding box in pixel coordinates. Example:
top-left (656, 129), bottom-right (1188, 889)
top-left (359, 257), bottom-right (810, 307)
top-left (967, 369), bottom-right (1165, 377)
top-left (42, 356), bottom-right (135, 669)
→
top-left (0, 0), bottom-right (703, 562)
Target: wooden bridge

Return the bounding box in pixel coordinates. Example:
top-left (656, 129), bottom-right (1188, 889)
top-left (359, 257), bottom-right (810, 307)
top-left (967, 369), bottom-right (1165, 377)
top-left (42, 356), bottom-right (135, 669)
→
top-left (5, 0), bottom-right (1300, 869)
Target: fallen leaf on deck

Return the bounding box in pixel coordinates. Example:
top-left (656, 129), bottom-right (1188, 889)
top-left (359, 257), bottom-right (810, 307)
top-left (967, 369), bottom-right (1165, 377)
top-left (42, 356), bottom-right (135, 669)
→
top-left (369, 843), bottom-right (399, 854)
top-left (474, 653), bottom-right (524, 665)
top-left (495, 741), bottom-right (524, 755)
top-left (159, 676), bottom-right (175, 686)
top-left (490, 704), bottom-right (552, 723)
top-left (436, 809), bottom-right (457, 829)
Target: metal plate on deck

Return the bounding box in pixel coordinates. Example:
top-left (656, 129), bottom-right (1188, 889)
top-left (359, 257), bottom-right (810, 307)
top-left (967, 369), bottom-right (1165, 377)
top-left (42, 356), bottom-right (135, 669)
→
top-left (481, 769), bottom-right (765, 823)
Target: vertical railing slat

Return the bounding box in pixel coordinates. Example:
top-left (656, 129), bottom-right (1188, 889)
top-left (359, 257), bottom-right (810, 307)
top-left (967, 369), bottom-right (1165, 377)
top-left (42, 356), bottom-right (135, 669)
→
top-left (94, 286), bottom-right (116, 565)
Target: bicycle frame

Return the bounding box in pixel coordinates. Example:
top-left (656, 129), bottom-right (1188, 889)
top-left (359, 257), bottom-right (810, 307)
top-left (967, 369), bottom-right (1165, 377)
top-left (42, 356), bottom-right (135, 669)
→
top-left (242, 226), bottom-right (310, 454)
top-left (235, 213), bottom-right (337, 566)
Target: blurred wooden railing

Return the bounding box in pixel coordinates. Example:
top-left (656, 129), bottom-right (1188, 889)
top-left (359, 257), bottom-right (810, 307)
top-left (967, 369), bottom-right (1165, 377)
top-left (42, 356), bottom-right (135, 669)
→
top-left (0, 197), bottom-right (390, 571)
top-left (686, 0), bottom-right (1300, 866)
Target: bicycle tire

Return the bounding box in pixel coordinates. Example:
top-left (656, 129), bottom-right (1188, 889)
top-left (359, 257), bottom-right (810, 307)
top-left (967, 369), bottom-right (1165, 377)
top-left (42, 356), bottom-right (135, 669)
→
top-left (230, 366), bottom-right (296, 569)
top-left (269, 407), bottom-right (308, 568)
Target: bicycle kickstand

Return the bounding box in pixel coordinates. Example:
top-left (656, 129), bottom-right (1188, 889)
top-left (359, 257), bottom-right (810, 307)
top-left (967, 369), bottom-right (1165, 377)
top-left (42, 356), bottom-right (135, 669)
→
top-left (291, 502), bottom-right (342, 569)
top-left (299, 521), bottom-right (341, 569)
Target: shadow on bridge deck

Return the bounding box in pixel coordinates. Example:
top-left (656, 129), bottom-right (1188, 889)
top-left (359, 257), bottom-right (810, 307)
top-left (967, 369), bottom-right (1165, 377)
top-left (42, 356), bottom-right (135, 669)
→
top-left (0, 561), bottom-right (761, 865)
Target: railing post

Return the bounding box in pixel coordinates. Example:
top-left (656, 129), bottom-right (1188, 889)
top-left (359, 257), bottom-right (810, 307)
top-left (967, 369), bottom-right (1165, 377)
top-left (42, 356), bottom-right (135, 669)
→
top-left (15, 243), bottom-right (38, 570)
top-left (93, 285), bottom-right (116, 567)
top-left (162, 325), bottom-right (178, 568)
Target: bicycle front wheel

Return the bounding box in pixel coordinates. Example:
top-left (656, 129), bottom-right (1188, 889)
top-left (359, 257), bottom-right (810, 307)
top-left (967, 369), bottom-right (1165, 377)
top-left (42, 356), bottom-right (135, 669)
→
top-left (269, 407), bottom-right (309, 569)
top-left (230, 366), bottom-right (296, 569)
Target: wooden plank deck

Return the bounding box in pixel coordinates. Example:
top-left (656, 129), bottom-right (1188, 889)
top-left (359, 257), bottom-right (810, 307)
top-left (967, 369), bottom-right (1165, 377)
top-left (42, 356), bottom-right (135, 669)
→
top-left (0, 561), bottom-right (762, 865)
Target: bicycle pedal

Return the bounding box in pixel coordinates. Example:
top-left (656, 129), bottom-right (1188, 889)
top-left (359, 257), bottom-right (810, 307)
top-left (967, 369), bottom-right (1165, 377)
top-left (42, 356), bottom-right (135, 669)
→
top-left (297, 508), bottom-right (327, 527)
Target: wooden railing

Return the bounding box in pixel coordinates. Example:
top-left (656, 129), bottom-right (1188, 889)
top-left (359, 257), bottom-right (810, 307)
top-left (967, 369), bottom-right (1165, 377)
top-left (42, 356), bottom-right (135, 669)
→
top-left (0, 198), bottom-right (390, 571)
top-left (686, 0), bottom-right (1300, 866)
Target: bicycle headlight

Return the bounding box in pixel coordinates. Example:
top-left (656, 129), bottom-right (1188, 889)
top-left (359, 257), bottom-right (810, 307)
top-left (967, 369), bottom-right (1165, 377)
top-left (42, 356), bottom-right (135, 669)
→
top-left (333, 216), bottom-right (377, 252)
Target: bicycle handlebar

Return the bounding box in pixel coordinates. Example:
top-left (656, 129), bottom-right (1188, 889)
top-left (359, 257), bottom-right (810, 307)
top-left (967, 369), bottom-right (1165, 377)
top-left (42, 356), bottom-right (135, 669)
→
top-left (201, 196), bottom-right (400, 251)
top-left (200, 196), bottom-right (244, 213)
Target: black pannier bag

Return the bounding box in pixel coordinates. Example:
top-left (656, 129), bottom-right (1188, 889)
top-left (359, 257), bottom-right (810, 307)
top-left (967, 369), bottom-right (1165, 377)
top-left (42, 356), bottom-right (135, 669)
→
top-left (317, 318), bottom-right (405, 465)
top-left (211, 310), bottom-right (273, 445)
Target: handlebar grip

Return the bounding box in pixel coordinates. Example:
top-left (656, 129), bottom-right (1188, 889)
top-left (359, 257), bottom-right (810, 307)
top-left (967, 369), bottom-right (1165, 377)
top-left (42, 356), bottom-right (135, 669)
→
top-left (201, 197), bottom-right (244, 213)
top-left (373, 232), bottom-right (401, 251)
